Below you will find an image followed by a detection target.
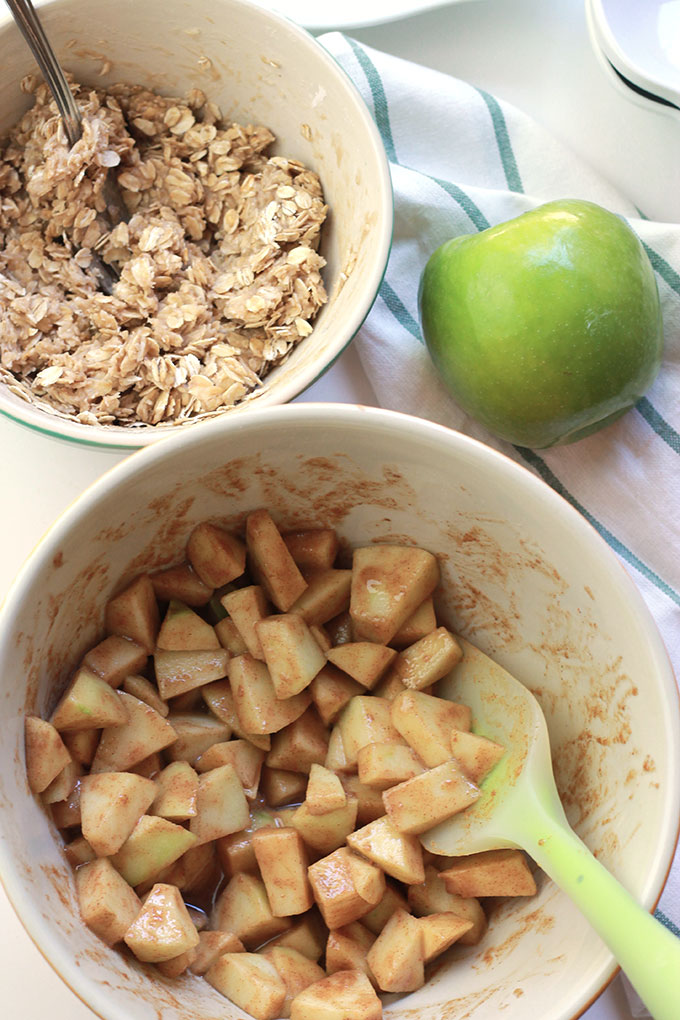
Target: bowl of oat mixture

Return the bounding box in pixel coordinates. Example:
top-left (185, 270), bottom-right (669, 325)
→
top-left (0, 0), bottom-right (392, 448)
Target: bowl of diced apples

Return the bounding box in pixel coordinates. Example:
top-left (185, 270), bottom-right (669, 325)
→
top-left (0, 403), bottom-right (678, 1020)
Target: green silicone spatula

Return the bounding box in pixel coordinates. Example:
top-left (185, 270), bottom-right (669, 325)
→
top-left (423, 638), bottom-right (680, 1020)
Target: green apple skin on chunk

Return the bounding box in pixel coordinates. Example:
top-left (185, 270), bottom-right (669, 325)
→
top-left (418, 199), bottom-right (664, 448)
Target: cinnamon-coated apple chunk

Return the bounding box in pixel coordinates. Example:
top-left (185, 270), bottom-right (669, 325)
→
top-left (186, 521), bottom-right (247, 589)
top-left (390, 688), bottom-right (471, 767)
top-left (24, 716), bottom-right (71, 793)
top-left (349, 545), bottom-right (439, 645)
top-left (439, 848), bottom-right (537, 897)
top-left (76, 857), bottom-right (141, 946)
top-left (246, 509), bottom-right (308, 612)
top-left (207, 953), bottom-right (287, 1020)
top-left (123, 883), bottom-right (199, 963)
top-left (290, 969), bottom-right (383, 1020)
top-left (256, 613), bottom-right (326, 698)
top-left (382, 759), bottom-right (480, 835)
top-left (252, 826), bottom-right (314, 917)
top-left (308, 846), bottom-right (384, 929)
top-left (367, 907), bottom-right (425, 993)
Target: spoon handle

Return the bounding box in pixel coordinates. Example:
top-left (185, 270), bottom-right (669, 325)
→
top-left (522, 801), bottom-right (680, 1020)
top-left (4, 0), bottom-right (82, 146)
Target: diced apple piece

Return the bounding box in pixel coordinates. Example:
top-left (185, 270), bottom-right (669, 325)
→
top-left (221, 585), bottom-right (270, 659)
top-left (90, 693), bottom-right (176, 772)
top-left (81, 634), bottom-right (147, 688)
top-left (290, 796), bottom-right (358, 855)
top-left (156, 948), bottom-right (198, 978)
top-left (366, 908), bottom-right (424, 993)
top-left (308, 846), bottom-right (384, 929)
top-left (361, 881), bottom-right (409, 935)
top-left (154, 648), bottom-right (229, 700)
top-left (325, 725), bottom-right (353, 774)
top-left (257, 614), bottom-right (326, 698)
top-left (206, 953), bottom-right (286, 1020)
top-left (310, 665), bottom-right (363, 726)
top-left (383, 760), bottom-right (480, 835)
top-left (290, 969), bottom-right (382, 1020)
top-left (150, 561), bottom-right (213, 606)
top-left (391, 689), bottom-right (471, 767)
top-left (305, 764), bottom-right (347, 815)
top-left (357, 743), bottom-right (424, 791)
top-left (62, 728), bottom-right (100, 767)
top-left (122, 674), bottom-right (169, 717)
top-left (105, 575), bottom-right (160, 653)
top-left (260, 766), bottom-right (308, 807)
top-left (450, 729), bottom-right (505, 783)
top-left (24, 716), bottom-right (71, 793)
top-left (201, 679), bottom-right (270, 750)
top-left (164, 711), bottom-right (230, 764)
top-left (419, 912), bottom-right (474, 963)
top-left (439, 849), bottom-right (537, 897)
top-left (189, 762), bottom-right (250, 844)
top-left (326, 643), bottom-right (397, 690)
top-left (65, 834), bottom-right (96, 867)
top-left (289, 569), bottom-right (352, 626)
top-left (215, 809), bottom-right (276, 878)
top-left (408, 865), bottom-right (487, 945)
top-left (347, 815), bottom-right (424, 885)
top-left (326, 922), bottom-right (376, 983)
top-left (264, 912), bottom-right (328, 962)
top-left (252, 827), bottom-right (313, 917)
top-left (350, 545), bottom-right (439, 645)
top-left (341, 776), bottom-right (386, 825)
top-left (41, 759), bottom-right (82, 805)
top-left (80, 771), bottom-right (156, 856)
top-left (151, 761), bottom-right (199, 820)
top-left (51, 777), bottom-right (83, 829)
top-left (337, 696), bottom-right (403, 767)
top-left (187, 521), bottom-right (247, 588)
top-left (157, 599), bottom-right (221, 651)
top-left (215, 616), bottom-right (249, 655)
top-left (212, 872), bottom-right (291, 947)
top-left (283, 529), bottom-right (339, 571)
top-left (230, 654), bottom-right (311, 735)
top-left (190, 930), bottom-right (245, 975)
top-left (384, 628), bottom-right (463, 691)
top-left (263, 946), bottom-right (326, 1019)
top-left (76, 858), bottom-right (141, 946)
top-left (195, 739), bottom-right (265, 797)
top-left (391, 597), bottom-right (437, 648)
top-left (111, 814), bottom-right (197, 886)
top-left (247, 509), bottom-right (308, 612)
top-left (266, 707), bottom-right (329, 774)
top-left (50, 668), bottom-right (128, 732)
top-left (124, 882), bottom-right (199, 963)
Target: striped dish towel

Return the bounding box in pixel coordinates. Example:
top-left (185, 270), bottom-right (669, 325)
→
top-left (319, 31), bottom-right (680, 1008)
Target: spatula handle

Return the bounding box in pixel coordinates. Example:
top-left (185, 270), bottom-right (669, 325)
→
top-left (524, 803), bottom-right (680, 1020)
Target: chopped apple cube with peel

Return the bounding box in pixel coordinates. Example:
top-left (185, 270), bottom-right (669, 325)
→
top-left (391, 688), bottom-right (471, 767)
top-left (80, 772), bottom-right (156, 856)
top-left (190, 930), bottom-right (245, 975)
top-left (76, 858), bottom-right (142, 946)
top-left (439, 848), bottom-right (537, 897)
top-left (288, 569), bottom-right (353, 627)
top-left (230, 654), bottom-right (311, 735)
top-left (347, 815), bottom-right (424, 885)
top-left (385, 627), bottom-right (463, 691)
top-left (150, 561), bottom-right (213, 607)
top-left (221, 585), bottom-right (270, 659)
top-left (450, 729), bottom-right (506, 783)
top-left (206, 952), bottom-right (287, 1020)
top-left (357, 742), bottom-right (425, 790)
top-left (81, 634), bottom-right (148, 688)
top-left (124, 883), bottom-right (199, 963)
top-left (326, 642), bottom-right (397, 689)
top-left (111, 814), bottom-right (198, 886)
top-left (367, 907), bottom-right (424, 993)
top-left (350, 545), bottom-right (439, 644)
top-left (189, 762), bottom-right (250, 843)
top-left (257, 613), bottom-right (326, 698)
top-left (419, 912), bottom-right (474, 962)
top-left (154, 648), bottom-right (230, 700)
top-left (252, 826), bottom-right (313, 917)
top-left (247, 509), bottom-right (308, 611)
top-left (151, 761), bottom-right (199, 820)
top-left (50, 668), bottom-right (129, 732)
top-left (105, 575), bottom-right (160, 653)
top-left (263, 946), bottom-right (326, 1018)
top-left (383, 759), bottom-right (480, 835)
top-left (212, 872), bottom-right (292, 947)
top-left (157, 600), bottom-right (221, 650)
top-left (305, 764), bottom-right (347, 815)
top-left (164, 712), bottom-right (231, 764)
top-left (283, 529), bottom-right (339, 571)
top-left (266, 707), bottom-right (329, 774)
top-left (186, 521), bottom-right (247, 588)
top-left (24, 716), bottom-right (71, 793)
top-left (290, 969), bottom-right (383, 1020)
top-left (310, 665), bottom-right (363, 725)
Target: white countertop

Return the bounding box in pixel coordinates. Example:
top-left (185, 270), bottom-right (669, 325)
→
top-left (1, 0), bottom-right (676, 1017)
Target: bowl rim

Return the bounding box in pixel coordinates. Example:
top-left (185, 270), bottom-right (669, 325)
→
top-left (0, 402), bottom-right (678, 1020)
top-left (0, 0), bottom-right (394, 451)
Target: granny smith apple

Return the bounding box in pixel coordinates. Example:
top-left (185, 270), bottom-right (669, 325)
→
top-left (418, 199), bottom-right (663, 448)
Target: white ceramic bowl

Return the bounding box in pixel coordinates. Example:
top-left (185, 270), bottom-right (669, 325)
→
top-left (0, 0), bottom-right (392, 450)
top-left (0, 403), bottom-right (678, 1020)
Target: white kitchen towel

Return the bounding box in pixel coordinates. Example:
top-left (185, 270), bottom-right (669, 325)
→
top-left (319, 31), bottom-right (680, 965)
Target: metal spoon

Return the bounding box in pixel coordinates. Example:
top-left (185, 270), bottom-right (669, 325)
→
top-left (5, 0), bottom-right (126, 293)
top-left (424, 637), bottom-right (680, 1020)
